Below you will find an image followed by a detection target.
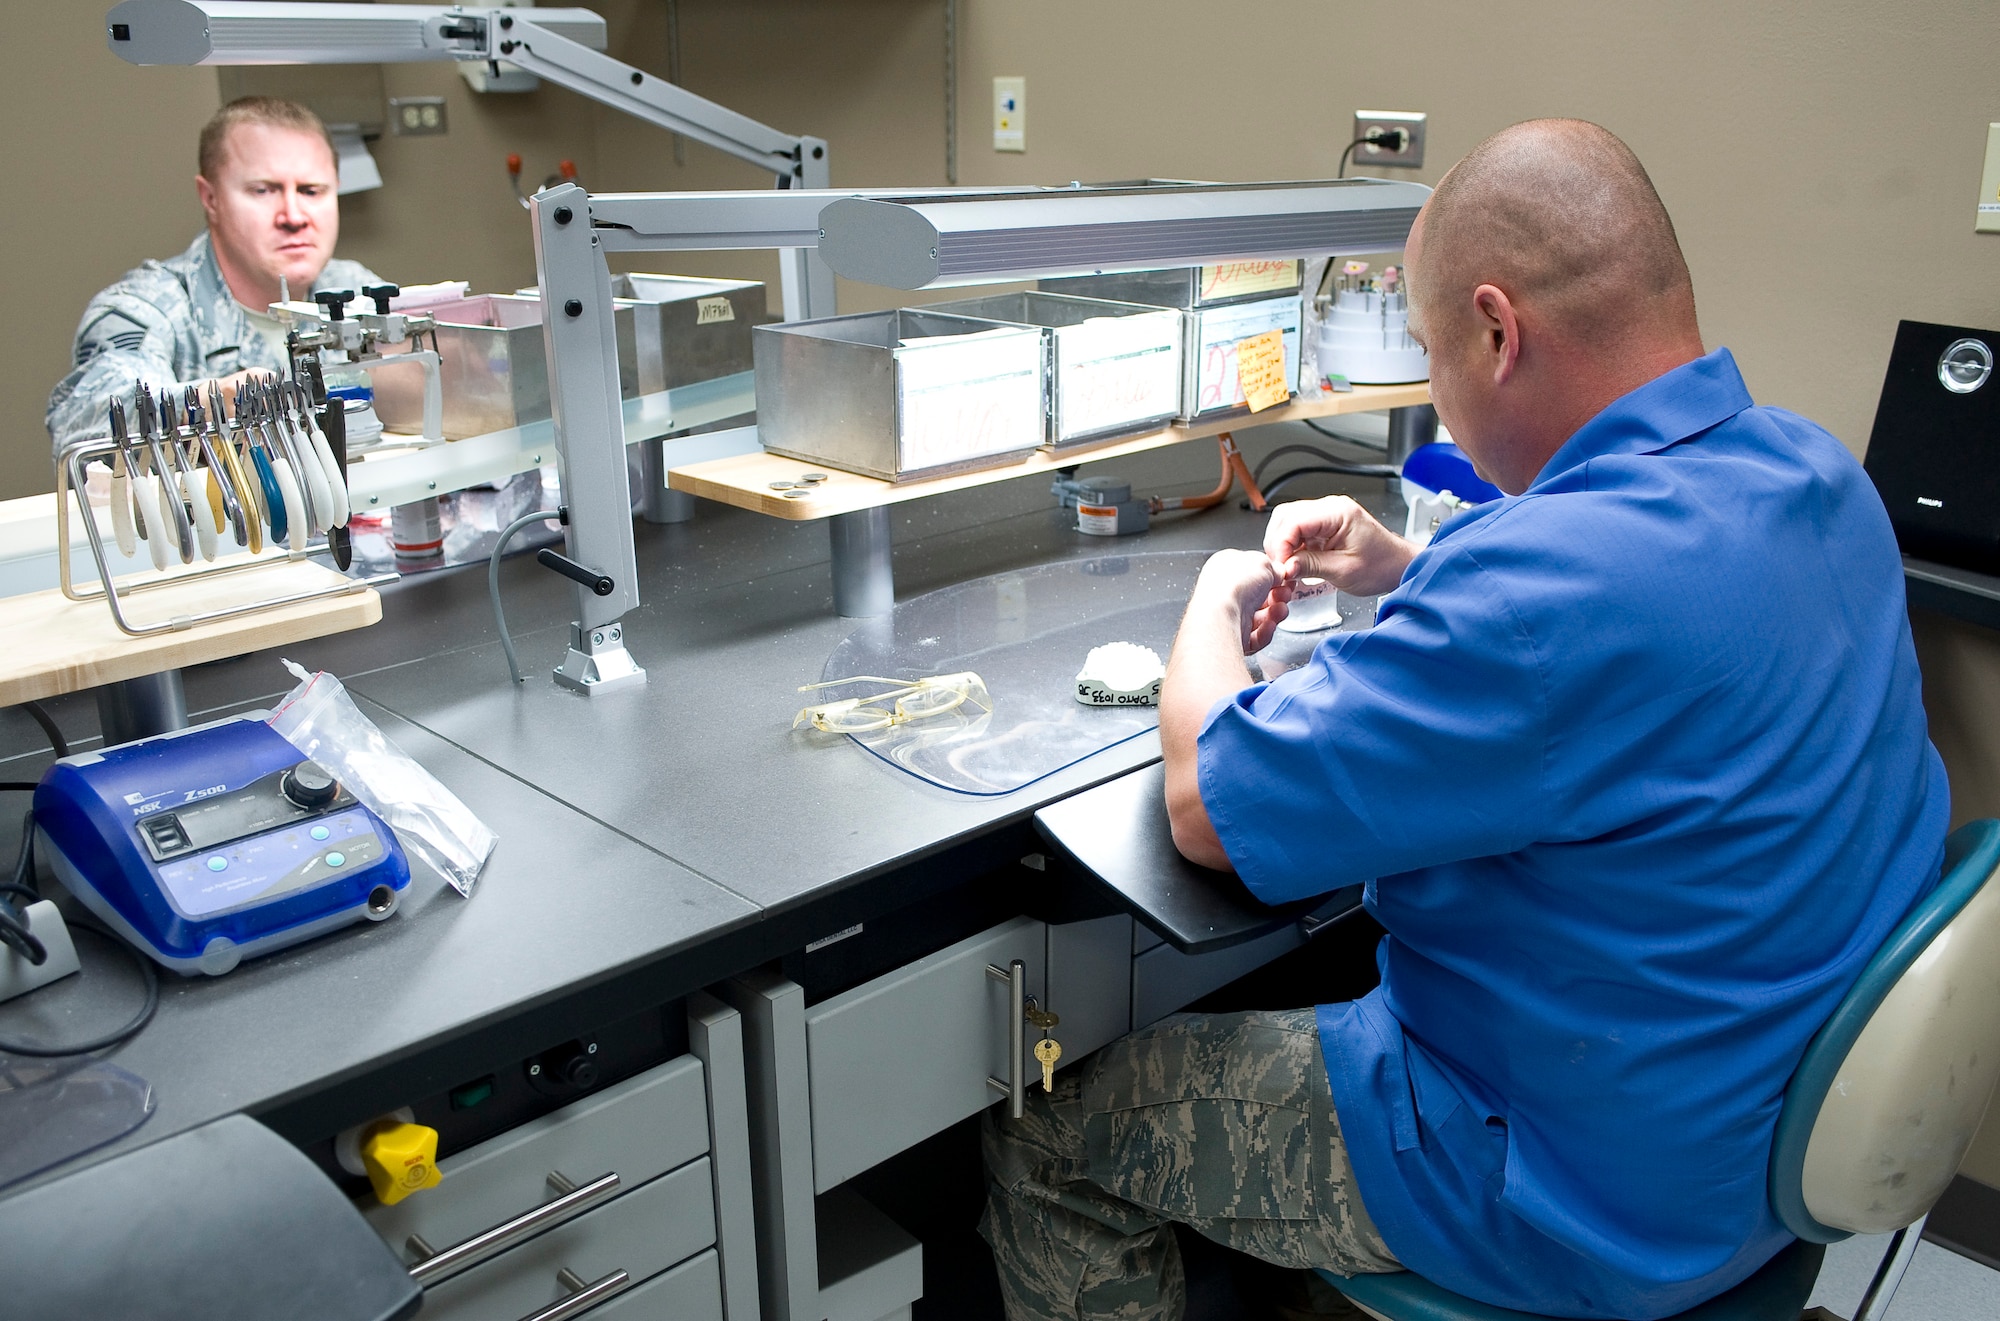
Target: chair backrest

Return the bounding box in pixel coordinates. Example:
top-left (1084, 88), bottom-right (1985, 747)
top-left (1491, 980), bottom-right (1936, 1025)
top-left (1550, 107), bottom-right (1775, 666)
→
top-left (1770, 818), bottom-right (2000, 1241)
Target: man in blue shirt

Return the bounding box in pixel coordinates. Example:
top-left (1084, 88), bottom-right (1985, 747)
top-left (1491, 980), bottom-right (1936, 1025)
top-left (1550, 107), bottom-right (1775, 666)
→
top-left (979, 120), bottom-right (1946, 1320)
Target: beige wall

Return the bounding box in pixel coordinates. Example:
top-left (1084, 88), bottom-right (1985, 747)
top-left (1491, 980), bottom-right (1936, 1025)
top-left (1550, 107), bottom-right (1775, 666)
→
top-left (8, 0), bottom-right (2000, 1171)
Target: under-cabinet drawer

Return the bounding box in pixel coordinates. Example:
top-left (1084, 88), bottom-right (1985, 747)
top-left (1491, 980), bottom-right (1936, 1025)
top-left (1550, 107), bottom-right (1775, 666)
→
top-left (1131, 924), bottom-right (1304, 1029)
top-left (366, 1055), bottom-right (710, 1263)
top-left (419, 1157), bottom-right (717, 1321)
top-left (806, 917), bottom-right (1046, 1192)
top-left (592, 1248), bottom-right (724, 1321)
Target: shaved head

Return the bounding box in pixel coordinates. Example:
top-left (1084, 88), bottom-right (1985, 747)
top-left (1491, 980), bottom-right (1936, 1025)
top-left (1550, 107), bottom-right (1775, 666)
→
top-left (1404, 119), bottom-right (1706, 493)
top-left (1414, 119), bottom-right (1697, 349)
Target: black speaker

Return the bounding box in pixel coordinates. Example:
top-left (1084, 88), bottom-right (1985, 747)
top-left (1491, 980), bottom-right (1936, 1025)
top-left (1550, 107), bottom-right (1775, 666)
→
top-left (1864, 320), bottom-right (2000, 574)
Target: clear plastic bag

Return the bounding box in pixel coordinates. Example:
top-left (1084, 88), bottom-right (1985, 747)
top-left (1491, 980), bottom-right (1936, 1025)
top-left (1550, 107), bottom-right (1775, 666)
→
top-left (268, 659), bottom-right (495, 897)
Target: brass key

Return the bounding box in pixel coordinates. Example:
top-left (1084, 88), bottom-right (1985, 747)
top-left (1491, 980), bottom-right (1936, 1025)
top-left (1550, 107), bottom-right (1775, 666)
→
top-left (1034, 1036), bottom-right (1063, 1091)
top-left (1025, 1002), bottom-right (1060, 1033)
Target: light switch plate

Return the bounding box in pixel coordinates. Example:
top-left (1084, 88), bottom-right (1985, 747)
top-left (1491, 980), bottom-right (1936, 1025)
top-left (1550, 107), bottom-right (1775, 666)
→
top-left (389, 96), bottom-right (448, 136)
top-left (994, 76), bottom-right (1025, 153)
top-left (1352, 110), bottom-right (1426, 169)
top-left (1978, 123), bottom-right (2000, 235)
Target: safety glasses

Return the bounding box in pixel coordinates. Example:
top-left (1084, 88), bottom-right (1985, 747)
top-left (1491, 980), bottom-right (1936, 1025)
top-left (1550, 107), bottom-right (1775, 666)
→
top-left (794, 672), bottom-right (991, 734)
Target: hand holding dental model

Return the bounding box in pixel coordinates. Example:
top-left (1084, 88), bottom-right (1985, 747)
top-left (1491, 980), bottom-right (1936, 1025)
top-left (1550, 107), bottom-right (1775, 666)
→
top-left (1158, 494), bottom-right (1414, 869)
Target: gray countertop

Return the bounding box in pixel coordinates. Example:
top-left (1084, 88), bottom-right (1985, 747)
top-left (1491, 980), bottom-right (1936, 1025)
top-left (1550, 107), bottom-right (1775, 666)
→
top-left (0, 423), bottom-right (1395, 1178)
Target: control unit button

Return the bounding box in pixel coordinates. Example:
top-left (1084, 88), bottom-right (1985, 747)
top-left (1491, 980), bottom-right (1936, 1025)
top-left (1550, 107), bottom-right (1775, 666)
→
top-left (281, 761), bottom-right (339, 809)
top-left (206, 856), bottom-right (228, 872)
top-left (310, 825), bottom-right (331, 842)
top-left (325, 852), bottom-right (346, 868)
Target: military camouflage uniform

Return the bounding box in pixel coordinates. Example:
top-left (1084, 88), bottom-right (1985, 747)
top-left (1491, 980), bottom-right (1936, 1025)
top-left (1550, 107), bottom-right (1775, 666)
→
top-left (45, 231), bottom-right (382, 457)
top-left (981, 1009), bottom-right (1402, 1321)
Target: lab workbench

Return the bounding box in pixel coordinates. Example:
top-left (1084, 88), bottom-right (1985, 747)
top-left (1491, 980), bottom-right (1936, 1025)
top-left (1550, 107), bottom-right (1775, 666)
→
top-left (0, 429), bottom-right (1377, 1320)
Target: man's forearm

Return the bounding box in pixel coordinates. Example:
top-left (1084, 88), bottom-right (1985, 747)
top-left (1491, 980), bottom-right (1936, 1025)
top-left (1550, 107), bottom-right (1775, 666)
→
top-left (1160, 595), bottom-right (1255, 871)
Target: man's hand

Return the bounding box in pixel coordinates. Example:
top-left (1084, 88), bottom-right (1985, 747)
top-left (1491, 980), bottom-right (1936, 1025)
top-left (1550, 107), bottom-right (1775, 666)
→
top-left (1194, 548), bottom-right (1293, 656)
top-left (1161, 549), bottom-right (1289, 872)
top-left (1265, 496), bottom-right (1415, 598)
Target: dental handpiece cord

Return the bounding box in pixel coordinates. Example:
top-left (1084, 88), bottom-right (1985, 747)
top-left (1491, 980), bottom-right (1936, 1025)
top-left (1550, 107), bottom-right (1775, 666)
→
top-left (490, 509), bottom-right (564, 684)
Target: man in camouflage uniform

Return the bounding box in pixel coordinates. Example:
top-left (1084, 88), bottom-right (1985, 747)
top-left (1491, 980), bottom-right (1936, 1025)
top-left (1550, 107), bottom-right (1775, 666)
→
top-left (982, 1010), bottom-right (1398, 1320)
top-left (46, 96), bottom-right (383, 456)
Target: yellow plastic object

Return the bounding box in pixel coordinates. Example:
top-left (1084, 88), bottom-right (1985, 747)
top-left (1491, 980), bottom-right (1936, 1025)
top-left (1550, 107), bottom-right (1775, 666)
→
top-left (361, 1121), bottom-right (443, 1205)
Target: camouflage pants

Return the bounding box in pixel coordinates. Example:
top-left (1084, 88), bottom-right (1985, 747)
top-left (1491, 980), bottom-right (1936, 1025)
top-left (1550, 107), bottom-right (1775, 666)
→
top-left (980, 1009), bottom-right (1401, 1321)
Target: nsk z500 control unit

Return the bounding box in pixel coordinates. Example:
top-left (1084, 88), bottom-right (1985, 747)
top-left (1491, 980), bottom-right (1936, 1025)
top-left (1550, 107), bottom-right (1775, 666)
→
top-left (1863, 320), bottom-right (2000, 574)
top-left (34, 716), bottom-right (409, 976)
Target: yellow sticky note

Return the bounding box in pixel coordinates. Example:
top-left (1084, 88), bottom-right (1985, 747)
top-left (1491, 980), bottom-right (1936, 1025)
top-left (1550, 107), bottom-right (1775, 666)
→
top-left (1236, 330), bottom-right (1289, 412)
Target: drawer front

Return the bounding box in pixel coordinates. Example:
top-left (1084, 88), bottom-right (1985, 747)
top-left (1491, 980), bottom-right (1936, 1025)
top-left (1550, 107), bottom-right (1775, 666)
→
top-left (419, 1158), bottom-right (716, 1321)
top-left (1132, 925), bottom-right (1304, 1029)
top-left (592, 1249), bottom-right (723, 1321)
top-left (807, 917), bottom-right (1046, 1192)
top-left (367, 1055), bottom-right (709, 1260)
top-left (1046, 915), bottom-right (1133, 1066)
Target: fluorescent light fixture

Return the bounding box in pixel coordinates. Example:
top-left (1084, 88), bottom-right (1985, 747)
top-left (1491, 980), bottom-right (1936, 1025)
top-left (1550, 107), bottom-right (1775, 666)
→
top-left (105, 0), bottom-right (605, 66)
top-left (814, 179), bottom-right (1431, 290)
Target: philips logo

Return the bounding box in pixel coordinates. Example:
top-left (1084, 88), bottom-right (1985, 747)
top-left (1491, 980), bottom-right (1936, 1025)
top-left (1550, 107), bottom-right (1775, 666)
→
top-left (1917, 497), bottom-right (1944, 508)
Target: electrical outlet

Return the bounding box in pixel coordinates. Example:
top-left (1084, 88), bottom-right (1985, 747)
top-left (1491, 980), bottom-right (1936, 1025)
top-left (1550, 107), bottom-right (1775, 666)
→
top-left (1978, 122), bottom-right (2000, 235)
top-left (389, 96), bottom-right (448, 136)
top-left (994, 77), bottom-right (1025, 153)
top-left (1352, 111), bottom-right (1426, 169)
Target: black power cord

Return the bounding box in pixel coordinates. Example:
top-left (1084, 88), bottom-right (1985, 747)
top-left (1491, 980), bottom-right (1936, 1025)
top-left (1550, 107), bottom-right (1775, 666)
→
top-left (0, 813), bottom-right (160, 1059)
top-left (1338, 126), bottom-right (1410, 179)
top-left (1246, 439), bottom-right (1402, 509)
top-left (0, 705), bottom-right (161, 1058)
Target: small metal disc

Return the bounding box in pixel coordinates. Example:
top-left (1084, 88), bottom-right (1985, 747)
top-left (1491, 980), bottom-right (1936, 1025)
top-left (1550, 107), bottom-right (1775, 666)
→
top-left (799, 472), bottom-right (829, 485)
top-left (769, 481), bottom-right (798, 491)
top-left (782, 489), bottom-right (812, 500)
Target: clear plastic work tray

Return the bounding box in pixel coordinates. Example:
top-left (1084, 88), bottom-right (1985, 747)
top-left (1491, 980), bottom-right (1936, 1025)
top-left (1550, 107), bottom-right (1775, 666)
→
top-left (816, 552), bottom-right (1210, 795)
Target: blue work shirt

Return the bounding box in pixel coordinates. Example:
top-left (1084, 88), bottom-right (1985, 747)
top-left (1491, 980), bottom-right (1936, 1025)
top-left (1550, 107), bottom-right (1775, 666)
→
top-left (1198, 349), bottom-right (1948, 1319)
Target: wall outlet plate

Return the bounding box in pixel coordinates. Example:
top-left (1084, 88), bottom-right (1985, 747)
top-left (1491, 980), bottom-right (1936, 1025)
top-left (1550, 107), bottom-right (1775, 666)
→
top-left (1978, 122), bottom-right (2000, 235)
top-left (389, 96), bottom-right (448, 136)
top-left (1353, 110), bottom-right (1426, 169)
top-left (994, 76), bottom-right (1025, 153)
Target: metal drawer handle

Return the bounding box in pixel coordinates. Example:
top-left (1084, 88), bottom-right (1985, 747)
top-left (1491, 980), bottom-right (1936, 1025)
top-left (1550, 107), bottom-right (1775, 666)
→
top-left (986, 959), bottom-right (1026, 1119)
top-left (406, 1170), bottom-right (622, 1286)
top-left (517, 1267), bottom-right (633, 1321)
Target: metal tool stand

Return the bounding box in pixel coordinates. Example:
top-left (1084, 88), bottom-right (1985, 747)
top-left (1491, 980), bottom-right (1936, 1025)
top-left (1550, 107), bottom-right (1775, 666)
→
top-left (828, 508), bottom-right (895, 617)
top-left (55, 438), bottom-right (394, 637)
top-left (532, 187), bottom-right (647, 696)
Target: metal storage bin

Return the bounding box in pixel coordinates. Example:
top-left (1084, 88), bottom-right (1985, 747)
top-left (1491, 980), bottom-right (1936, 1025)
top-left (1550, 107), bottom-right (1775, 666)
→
top-left (1039, 260), bottom-right (1303, 310)
top-left (382, 294), bottom-right (638, 439)
top-left (754, 309), bottom-right (1047, 482)
top-left (1184, 294), bottom-right (1303, 419)
top-left (928, 292), bottom-right (1182, 451)
top-left (1040, 266), bottom-right (1305, 419)
top-left (525, 274), bottom-right (765, 394)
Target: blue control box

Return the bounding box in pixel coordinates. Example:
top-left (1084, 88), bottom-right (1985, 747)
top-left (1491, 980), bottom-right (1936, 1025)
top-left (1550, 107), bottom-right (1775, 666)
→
top-left (34, 715), bottom-right (410, 976)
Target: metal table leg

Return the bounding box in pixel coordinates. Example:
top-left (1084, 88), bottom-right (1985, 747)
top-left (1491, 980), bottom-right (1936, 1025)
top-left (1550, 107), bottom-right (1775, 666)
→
top-left (639, 439), bottom-right (697, 524)
top-left (828, 508), bottom-right (894, 618)
top-left (1385, 403), bottom-right (1438, 467)
top-left (1383, 404), bottom-right (1439, 528)
top-left (94, 670), bottom-right (188, 745)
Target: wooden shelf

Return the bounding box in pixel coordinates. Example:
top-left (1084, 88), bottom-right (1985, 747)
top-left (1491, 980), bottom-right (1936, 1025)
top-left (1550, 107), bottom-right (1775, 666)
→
top-left (667, 382), bottom-right (1430, 521)
top-left (0, 559), bottom-right (382, 707)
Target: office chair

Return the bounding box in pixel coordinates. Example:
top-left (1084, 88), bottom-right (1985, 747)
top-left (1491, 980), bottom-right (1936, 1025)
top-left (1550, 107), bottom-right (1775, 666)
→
top-left (1322, 818), bottom-right (2000, 1321)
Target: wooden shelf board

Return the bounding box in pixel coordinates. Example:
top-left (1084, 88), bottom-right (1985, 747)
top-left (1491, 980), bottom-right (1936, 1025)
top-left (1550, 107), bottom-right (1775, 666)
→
top-left (0, 558), bottom-right (383, 707)
top-left (668, 382), bottom-right (1430, 521)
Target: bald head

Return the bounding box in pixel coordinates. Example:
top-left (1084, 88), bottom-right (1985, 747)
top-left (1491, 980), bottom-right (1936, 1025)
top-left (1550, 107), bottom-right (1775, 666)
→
top-left (1413, 119), bottom-right (1697, 350)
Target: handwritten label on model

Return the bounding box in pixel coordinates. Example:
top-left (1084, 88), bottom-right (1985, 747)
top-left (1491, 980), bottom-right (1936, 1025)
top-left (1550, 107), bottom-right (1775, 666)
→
top-left (1235, 330), bottom-right (1288, 412)
top-left (696, 296), bottom-right (736, 324)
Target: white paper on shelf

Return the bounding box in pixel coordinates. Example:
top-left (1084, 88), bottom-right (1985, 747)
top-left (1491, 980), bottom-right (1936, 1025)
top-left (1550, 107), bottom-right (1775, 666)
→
top-left (1054, 309), bottom-right (1183, 441)
top-left (895, 328), bottom-right (1045, 473)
